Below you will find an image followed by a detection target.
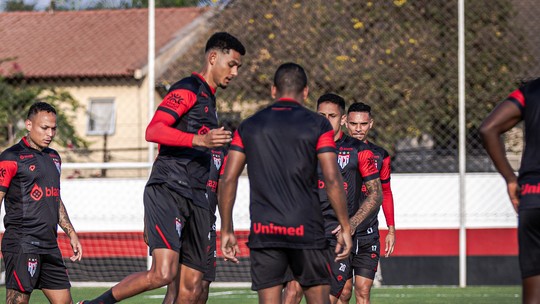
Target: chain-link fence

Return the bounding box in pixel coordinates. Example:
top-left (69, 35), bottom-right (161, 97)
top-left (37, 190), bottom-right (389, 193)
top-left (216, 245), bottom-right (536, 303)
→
top-left (1, 0), bottom-right (538, 285)
top-left (162, 0), bottom-right (537, 174)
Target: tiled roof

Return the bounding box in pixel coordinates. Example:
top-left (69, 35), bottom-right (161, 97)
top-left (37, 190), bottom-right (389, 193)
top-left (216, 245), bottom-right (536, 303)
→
top-left (0, 7), bottom-right (207, 78)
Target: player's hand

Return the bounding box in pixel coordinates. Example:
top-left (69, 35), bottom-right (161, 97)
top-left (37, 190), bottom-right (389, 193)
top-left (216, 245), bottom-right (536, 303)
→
top-left (193, 127), bottom-right (232, 148)
top-left (385, 226), bottom-right (396, 257)
top-left (331, 225), bottom-right (341, 235)
top-left (220, 231), bottom-right (240, 264)
top-left (507, 181), bottom-right (520, 213)
top-left (334, 226), bottom-right (352, 262)
top-left (70, 234), bottom-right (83, 262)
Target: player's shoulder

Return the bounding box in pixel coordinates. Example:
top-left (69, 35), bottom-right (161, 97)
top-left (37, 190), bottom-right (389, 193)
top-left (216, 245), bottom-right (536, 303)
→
top-left (44, 147), bottom-right (61, 159)
top-left (518, 77), bottom-right (540, 97)
top-left (367, 141), bottom-right (390, 157)
top-left (0, 142), bottom-right (23, 160)
top-left (168, 75), bottom-right (203, 94)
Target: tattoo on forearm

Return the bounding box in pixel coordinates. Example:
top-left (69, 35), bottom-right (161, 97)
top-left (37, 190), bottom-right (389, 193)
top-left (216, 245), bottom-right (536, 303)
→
top-left (350, 179), bottom-right (383, 230)
top-left (58, 200), bottom-right (75, 236)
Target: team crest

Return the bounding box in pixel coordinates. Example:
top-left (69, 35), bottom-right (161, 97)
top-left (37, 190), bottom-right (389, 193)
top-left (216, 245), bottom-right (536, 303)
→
top-left (52, 158), bottom-right (61, 174)
top-left (27, 258), bottom-right (38, 277)
top-left (175, 218), bottom-right (182, 238)
top-left (337, 152), bottom-right (350, 169)
top-left (212, 153), bottom-right (222, 170)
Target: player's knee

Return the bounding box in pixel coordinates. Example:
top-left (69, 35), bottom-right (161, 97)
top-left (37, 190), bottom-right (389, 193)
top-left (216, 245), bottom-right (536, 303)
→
top-left (179, 282), bottom-right (204, 300)
top-left (339, 286), bottom-right (353, 302)
top-left (149, 267), bottom-right (177, 287)
top-left (354, 285), bottom-right (371, 301)
top-left (283, 281), bottom-right (303, 304)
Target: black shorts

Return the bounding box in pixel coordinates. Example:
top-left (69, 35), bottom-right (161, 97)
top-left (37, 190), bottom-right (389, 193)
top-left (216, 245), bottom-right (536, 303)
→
top-left (518, 208), bottom-right (540, 278)
top-left (351, 235), bottom-right (380, 280)
top-left (327, 246), bottom-right (352, 298)
top-left (250, 247), bottom-right (331, 291)
top-left (3, 249), bottom-right (70, 293)
top-left (203, 214), bottom-right (217, 282)
top-left (144, 184), bottom-right (211, 272)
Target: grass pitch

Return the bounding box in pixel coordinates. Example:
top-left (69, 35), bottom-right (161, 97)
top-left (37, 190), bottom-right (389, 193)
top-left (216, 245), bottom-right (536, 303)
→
top-left (2, 285), bottom-right (520, 303)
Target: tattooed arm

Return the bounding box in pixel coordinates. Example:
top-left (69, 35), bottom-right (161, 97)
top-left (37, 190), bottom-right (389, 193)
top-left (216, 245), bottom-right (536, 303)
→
top-left (349, 178), bottom-right (382, 233)
top-left (58, 198), bottom-right (83, 261)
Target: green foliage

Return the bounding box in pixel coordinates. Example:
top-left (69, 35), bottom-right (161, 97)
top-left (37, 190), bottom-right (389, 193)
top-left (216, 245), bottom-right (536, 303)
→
top-left (161, 0), bottom-right (531, 157)
top-left (3, 0), bottom-right (36, 11)
top-left (0, 59), bottom-right (88, 151)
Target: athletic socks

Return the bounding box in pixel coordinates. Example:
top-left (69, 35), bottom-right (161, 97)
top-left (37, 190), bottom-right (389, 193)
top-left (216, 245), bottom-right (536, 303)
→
top-left (79, 288), bottom-right (117, 304)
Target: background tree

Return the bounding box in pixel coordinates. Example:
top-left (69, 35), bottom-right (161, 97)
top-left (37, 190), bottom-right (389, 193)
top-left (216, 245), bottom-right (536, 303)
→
top-left (3, 0), bottom-right (36, 11)
top-left (0, 59), bottom-right (88, 152)
top-left (160, 0), bottom-right (532, 172)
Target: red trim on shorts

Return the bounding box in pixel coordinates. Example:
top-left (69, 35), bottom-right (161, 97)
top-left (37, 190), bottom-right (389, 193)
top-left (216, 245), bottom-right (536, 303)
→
top-left (508, 89), bottom-right (525, 107)
top-left (13, 271), bottom-right (25, 292)
top-left (155, 225), bottom-right (172, 249)
top-left (326, 262), bottom-right (332, 276)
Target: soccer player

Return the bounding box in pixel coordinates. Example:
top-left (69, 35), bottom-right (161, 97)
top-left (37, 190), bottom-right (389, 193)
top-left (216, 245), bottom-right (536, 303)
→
top-left (218, 63), bottom-right (353, 304)
top-left (479, 78), bottom-right (540, 304)
top-left (282, 94), bottom-right (383, 304)
top-left (0, 102), bottom-right (83, 304)
top-left (80, 32), bottom-right (245, 304)
top-left (163, 147), bottom-right (227, 304)
top-left (339, 102), bottom-right (396, 304)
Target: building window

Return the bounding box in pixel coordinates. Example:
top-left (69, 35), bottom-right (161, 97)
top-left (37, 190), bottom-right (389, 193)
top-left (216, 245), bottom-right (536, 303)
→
top-left (87, 98), bottom-right (116, 136)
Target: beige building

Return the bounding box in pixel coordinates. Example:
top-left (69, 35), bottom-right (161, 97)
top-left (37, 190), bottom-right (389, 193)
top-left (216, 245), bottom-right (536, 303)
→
top-left (0, 7), bottom-right (213, 177)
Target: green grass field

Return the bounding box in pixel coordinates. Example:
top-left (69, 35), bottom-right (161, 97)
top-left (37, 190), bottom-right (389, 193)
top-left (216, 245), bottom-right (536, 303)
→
top-left (1, 286), bottom-right (521, 304)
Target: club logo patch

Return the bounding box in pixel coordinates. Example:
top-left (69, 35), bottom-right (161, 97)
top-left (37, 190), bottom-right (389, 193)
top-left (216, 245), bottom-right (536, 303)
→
top-left (52, 158), bottom-right (61, 174)
top-left (337, 152), bottom-right (350, 169)
top-left (175, 218), bottom-right (182, 238)
top-left (27, 258), bottom-right (38, 277)
top-left (29, 165), bottom-right (36, 171)
top-left (212, 153), bottom-right (222, 170)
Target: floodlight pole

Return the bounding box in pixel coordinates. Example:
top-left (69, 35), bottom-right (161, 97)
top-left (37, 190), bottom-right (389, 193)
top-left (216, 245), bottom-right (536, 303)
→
top-left (147, 0), bottom-right (155, 271)
top-left (458, 0), bottom-right (467, 288)
top-left (147, 0), bottom-right (156, 165)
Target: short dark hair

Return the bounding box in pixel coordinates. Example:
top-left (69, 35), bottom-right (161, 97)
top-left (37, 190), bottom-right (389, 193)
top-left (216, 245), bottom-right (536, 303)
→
top-left (273, 62), bottom-right (307, 96)
top-left (347, 102), bottom-right (371, 116)
top-left (27, 102), bottom-right (56, 120)
top-left (205, 32), bottom-right (246, 56)
top-left (317, 93), bottom-right (345, 114)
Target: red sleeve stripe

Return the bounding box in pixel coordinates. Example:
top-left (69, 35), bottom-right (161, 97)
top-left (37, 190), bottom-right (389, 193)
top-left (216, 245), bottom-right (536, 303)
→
top-left (382, 182), bottom-right (395, 226)
top-left (230, 130), bottom-right (245, 152)
top-left (220, 155), bottom-right (228, 176)
top-left (317, 130), bottom-right (336, 153)
top-left (508, 89), bottom-right (525, 107)
top-left (0, 160), bottom-right (18, 189)
top-left (380, 156), bottom-right (391, 182)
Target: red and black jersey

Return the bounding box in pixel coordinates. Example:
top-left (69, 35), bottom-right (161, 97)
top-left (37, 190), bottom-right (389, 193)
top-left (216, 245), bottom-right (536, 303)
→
top-left (506, 78), bottom-right (540, 209)
top-left (319, 134), bottom-right (379, 243)
top-left (0, 138), bottom-right (62, 254)
top-left (146, 73), bottom-right (218, 209)
top-left (365, 141), bottom-right (395, 227)
top-left (230, 98), bottom-right (336, 249)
